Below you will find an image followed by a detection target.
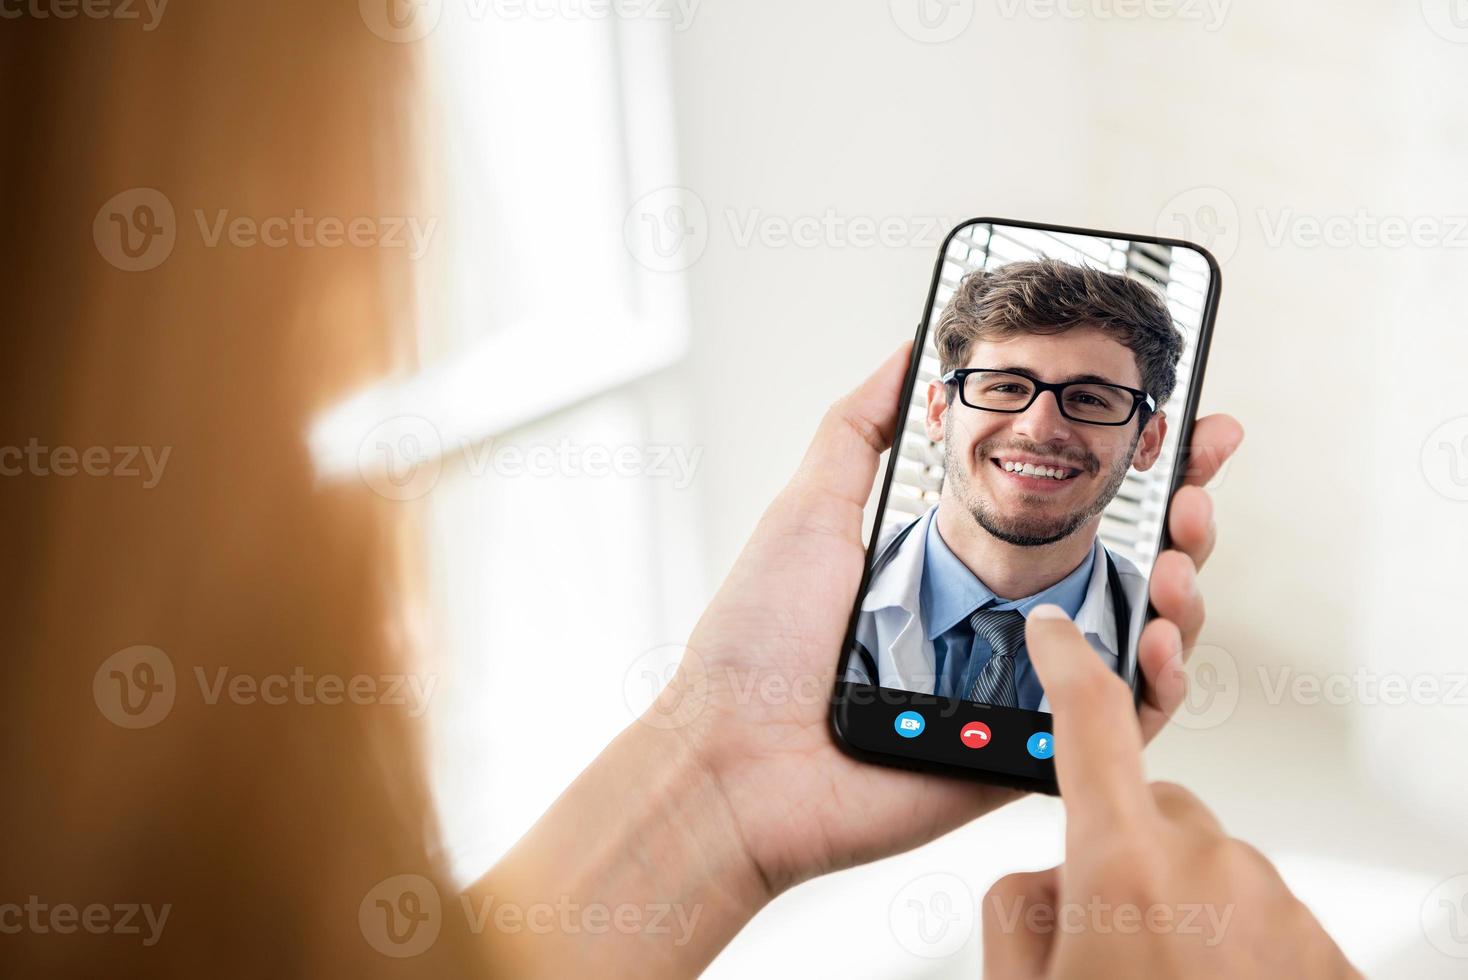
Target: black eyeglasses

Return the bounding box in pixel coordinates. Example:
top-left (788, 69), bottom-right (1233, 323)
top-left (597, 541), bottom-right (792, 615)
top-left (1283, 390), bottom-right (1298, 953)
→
top-left (940, 368), bottom-right (1156, 427)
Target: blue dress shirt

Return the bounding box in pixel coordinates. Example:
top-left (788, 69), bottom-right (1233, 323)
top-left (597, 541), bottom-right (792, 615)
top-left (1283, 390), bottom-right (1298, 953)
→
top-left (918, 517), bottom-right (1094, 708)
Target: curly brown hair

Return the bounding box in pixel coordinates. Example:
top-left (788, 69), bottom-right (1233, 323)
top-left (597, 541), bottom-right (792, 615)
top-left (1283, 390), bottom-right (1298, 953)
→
top-left (934, 258), bottom-right (1184, 406)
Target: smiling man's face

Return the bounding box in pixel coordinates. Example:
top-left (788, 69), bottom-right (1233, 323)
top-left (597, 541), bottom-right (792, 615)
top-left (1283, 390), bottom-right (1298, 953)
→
top-left (926, 325), bottom-right (1166, 547)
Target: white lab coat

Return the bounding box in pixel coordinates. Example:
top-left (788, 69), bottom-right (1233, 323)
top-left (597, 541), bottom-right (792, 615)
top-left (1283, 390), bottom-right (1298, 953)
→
top-left (845, 505), bottom-right (1147, 710)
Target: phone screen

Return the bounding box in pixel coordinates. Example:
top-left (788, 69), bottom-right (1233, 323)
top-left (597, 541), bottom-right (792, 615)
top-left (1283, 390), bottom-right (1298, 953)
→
top-left (832, 218), bottom-right (1218, 793)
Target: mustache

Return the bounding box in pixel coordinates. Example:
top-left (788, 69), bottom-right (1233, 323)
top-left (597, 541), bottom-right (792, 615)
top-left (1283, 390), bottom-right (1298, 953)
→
top-left (975, 437), bottom-right (1099, 475)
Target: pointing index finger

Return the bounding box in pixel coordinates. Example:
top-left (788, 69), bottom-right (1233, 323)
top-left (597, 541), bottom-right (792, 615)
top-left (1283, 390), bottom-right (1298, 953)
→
top-left (1026, 604), bottom-right (1153, 834)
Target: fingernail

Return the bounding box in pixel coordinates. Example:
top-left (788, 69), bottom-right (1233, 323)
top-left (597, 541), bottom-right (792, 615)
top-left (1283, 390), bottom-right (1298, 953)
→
top-left (1029, 604), bottom-right (1069, 621)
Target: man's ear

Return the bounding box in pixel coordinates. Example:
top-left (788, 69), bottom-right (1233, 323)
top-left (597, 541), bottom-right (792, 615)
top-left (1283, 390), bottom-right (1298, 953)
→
top-left (926, 380), bottom-right (949, 443)
top-left (1131, 410), bottom-right (1167, 471)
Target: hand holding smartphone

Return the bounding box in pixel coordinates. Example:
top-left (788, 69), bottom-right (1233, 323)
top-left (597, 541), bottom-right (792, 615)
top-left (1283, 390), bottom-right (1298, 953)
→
top-left (831, 217), bottom-right (1220, 794)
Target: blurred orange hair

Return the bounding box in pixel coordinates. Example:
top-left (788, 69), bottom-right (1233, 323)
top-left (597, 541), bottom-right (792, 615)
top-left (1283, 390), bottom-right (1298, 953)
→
top-left (0, 3), bottom-right (486, 974)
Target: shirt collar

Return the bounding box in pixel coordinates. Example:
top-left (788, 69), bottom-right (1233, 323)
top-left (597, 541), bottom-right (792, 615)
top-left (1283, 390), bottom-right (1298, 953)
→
top-left (1014, 542), bottom-right (1094, 619)
top-left (919, 517), bottom-right (996, 640)
top-left (1073, 536), bottom-right (1120, 653)
top-left (861, 506), bottom-right (934, 615)
top-left (920, 515), bottom-right (1097, 641)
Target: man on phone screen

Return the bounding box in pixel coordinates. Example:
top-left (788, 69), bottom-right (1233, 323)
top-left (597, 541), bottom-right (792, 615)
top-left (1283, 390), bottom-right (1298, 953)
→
top-left (846, 259), bottom-right (1182, 711)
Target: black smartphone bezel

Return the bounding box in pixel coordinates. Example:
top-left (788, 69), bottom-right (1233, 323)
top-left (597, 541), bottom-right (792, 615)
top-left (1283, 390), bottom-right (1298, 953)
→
top-left (829, 215), bottom-right (1222, 796)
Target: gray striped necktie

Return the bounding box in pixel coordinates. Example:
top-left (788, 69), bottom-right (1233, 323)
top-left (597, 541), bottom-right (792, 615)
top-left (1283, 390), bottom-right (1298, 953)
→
top-left (967, 608), bottom-right (1027, 707)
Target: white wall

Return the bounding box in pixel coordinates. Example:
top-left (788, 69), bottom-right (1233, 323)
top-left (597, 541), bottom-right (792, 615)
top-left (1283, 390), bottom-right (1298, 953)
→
top-left (649, 2), bottom-right (1468, 974)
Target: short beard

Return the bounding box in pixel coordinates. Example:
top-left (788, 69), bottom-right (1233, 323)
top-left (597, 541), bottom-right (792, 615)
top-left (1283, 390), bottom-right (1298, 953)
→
top-left (945, 429), bottom-right (1138, 548)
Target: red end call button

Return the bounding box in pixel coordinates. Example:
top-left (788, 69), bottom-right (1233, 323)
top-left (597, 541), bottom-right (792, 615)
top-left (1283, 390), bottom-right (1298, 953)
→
top-left (959, 721), bottom-right (992, 749)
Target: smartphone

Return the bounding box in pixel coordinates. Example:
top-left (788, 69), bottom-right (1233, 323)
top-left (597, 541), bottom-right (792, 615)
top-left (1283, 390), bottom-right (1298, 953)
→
top-left (830, 217), bottom-right (1220, 795)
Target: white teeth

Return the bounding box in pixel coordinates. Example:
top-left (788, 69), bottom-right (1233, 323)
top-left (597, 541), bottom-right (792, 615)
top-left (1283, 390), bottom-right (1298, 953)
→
top-left (1001, 460), bottom-right (1071, 480)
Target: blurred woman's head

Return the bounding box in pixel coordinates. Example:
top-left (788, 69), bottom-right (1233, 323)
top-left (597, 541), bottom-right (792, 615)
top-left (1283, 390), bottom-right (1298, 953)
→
top-left (0, 4), bottom-right (478, 974)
